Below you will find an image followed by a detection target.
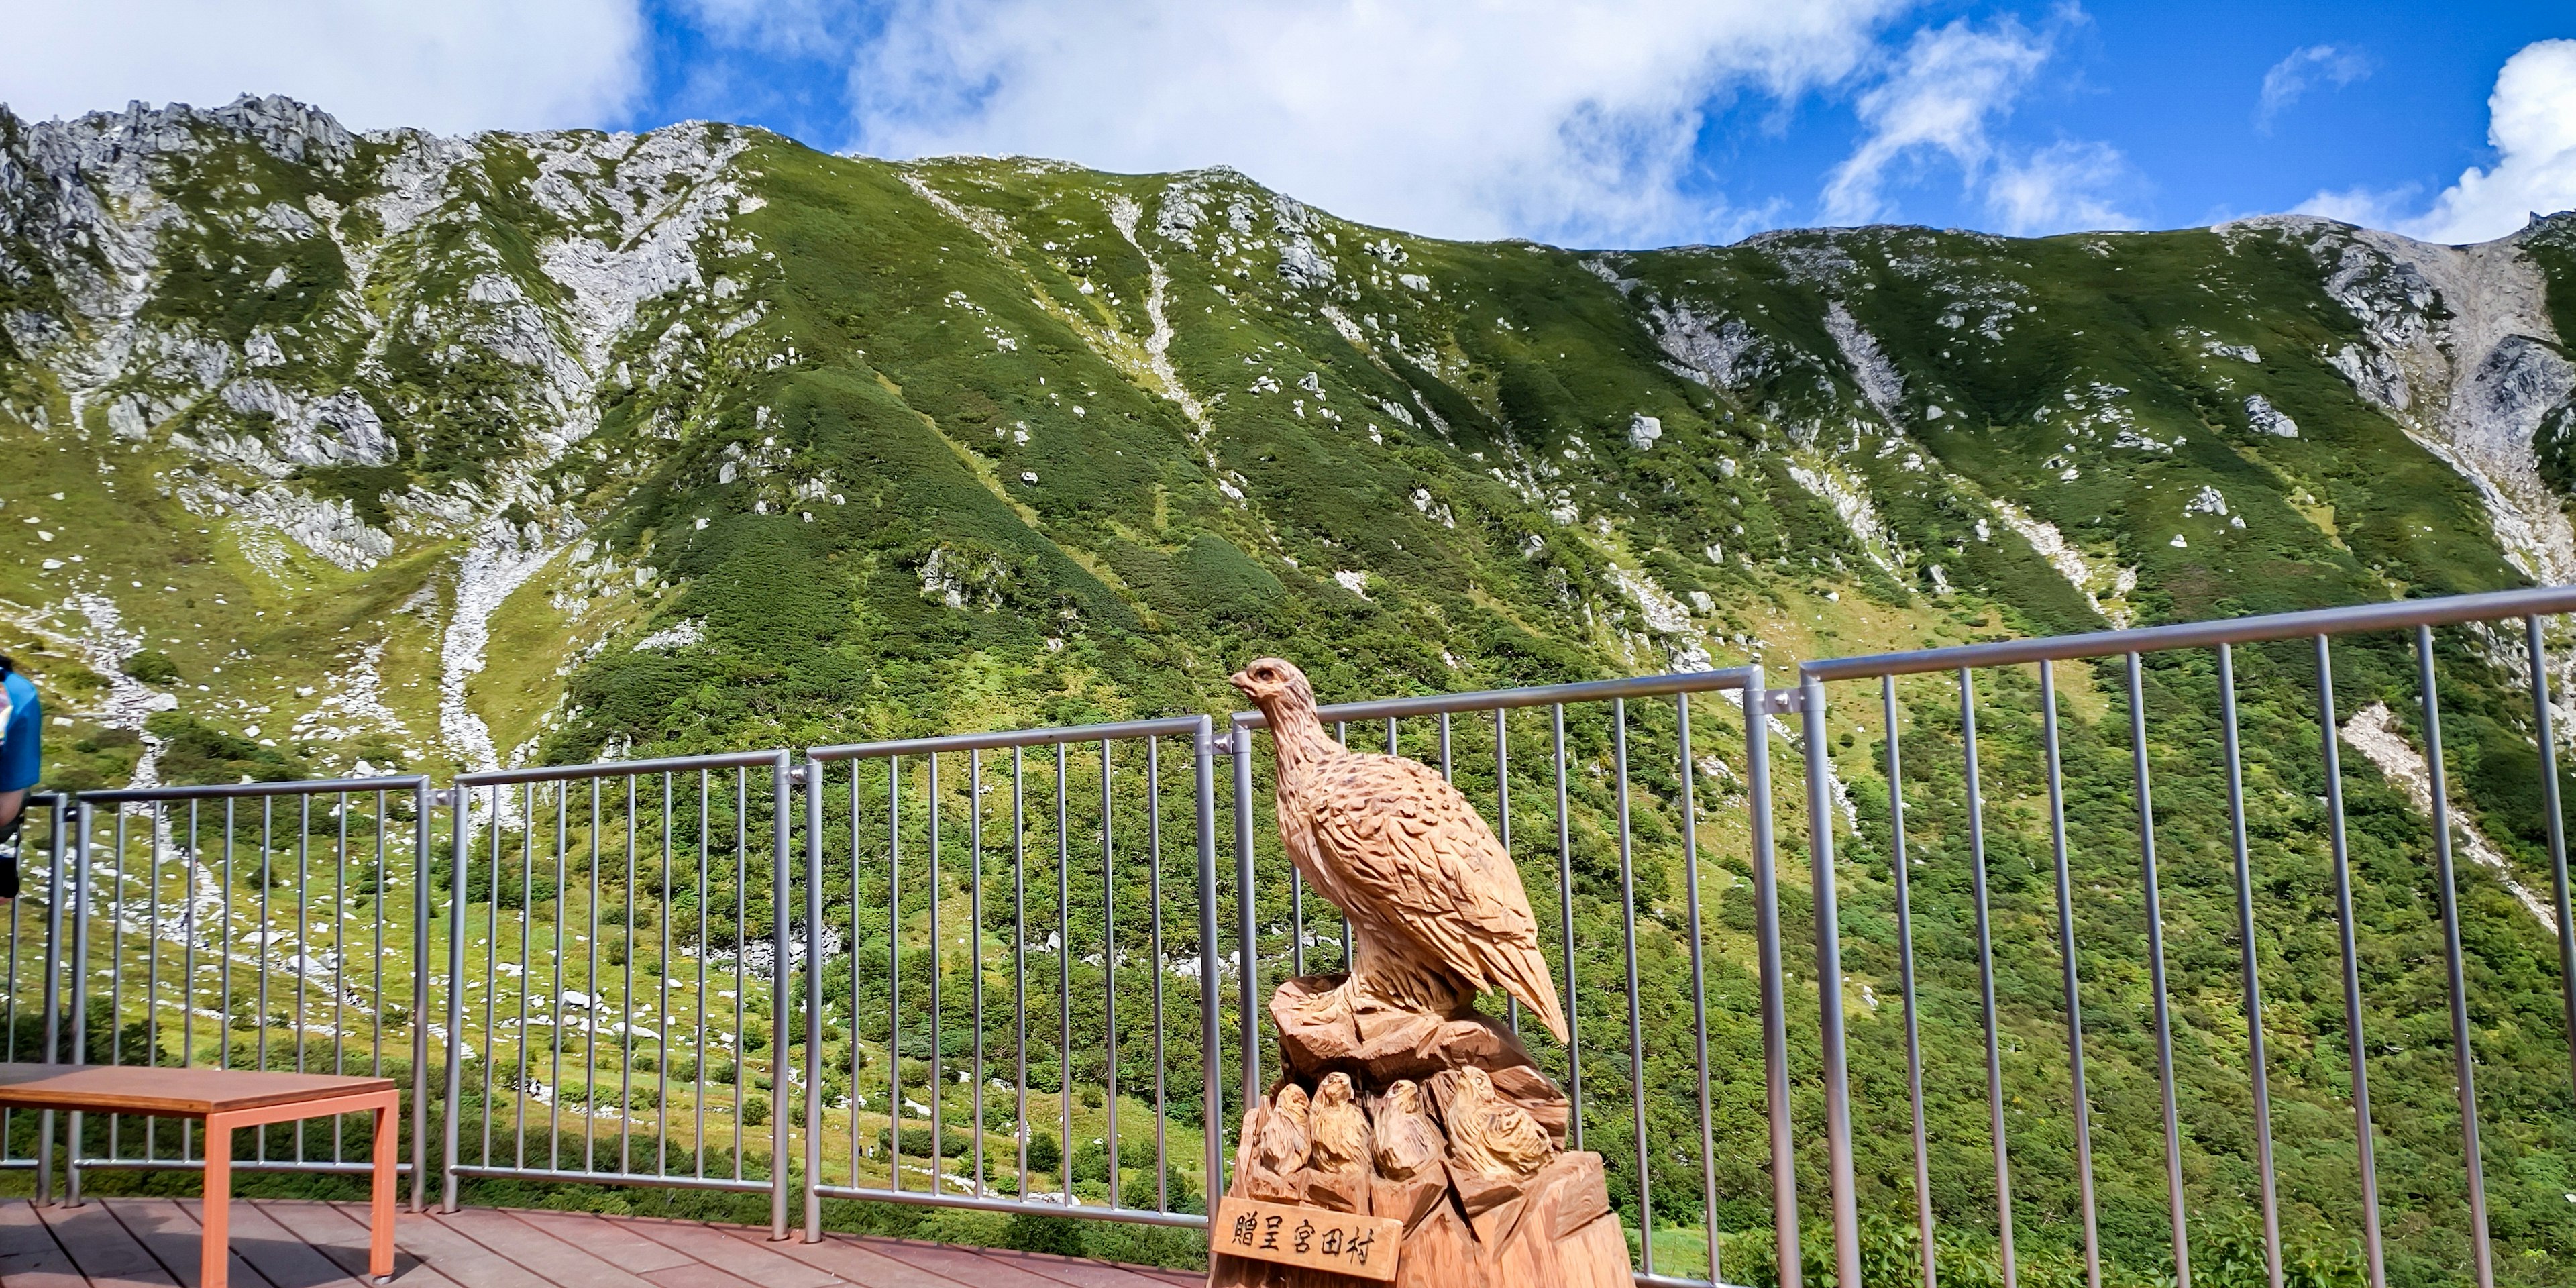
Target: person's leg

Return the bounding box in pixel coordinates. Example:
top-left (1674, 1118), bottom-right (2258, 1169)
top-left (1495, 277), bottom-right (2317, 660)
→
top-left (0, 786), bottom-right (21, 902)
top-left (0, 786), bottom-right (23, 832)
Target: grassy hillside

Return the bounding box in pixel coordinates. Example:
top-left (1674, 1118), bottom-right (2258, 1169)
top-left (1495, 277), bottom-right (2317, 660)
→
top-left (4, 97), bottom-right (2576, 1282)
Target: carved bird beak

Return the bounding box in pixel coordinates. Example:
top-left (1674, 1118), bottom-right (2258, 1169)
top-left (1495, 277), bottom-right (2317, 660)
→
top-left (1228, 669), bottom-right (1254, 694)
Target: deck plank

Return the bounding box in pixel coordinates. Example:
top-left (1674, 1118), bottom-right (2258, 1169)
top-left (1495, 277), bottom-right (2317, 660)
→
top-left (964, 1248), bottom-right (1201, 1288)
top-left (97, 1199), bottom-right (274, 1288)
top-left (0, 1201), bottom-right (87, 1288)
top-left (343, 1207), bottom-right (557, 1288)
top-left (612, 1219), bottom-right (839, 1288)
top-left (34, 1199), bottom-right (181, 1287)
top-left (637, 1263), bottom-right (765, 1288)
top-left (433, 1208), bottom-right (664, 1288)
top-left (504, 1212), bottom-right (696, 1274)
top-left (248, 1201), bottom-right (468, 1288)
top-left (858, 1241), bottom-right (1079, 1288)
top-left (706, 1226), bottom-right (969, 1288)
top-left (213, 1198), bottom-right (374, 1288)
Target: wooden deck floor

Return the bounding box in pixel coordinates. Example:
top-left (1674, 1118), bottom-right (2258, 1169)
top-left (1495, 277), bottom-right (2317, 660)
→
top-left (0, 1199), bottom-right (1201, 1288)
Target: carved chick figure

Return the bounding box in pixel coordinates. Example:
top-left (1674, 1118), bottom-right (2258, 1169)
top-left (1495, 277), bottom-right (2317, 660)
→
top-left (1370, 1078), bottom-right (1445, 1181)
top-left (1253, 1083), bottom-right (1312, 1175)
top-left (1305, 1073), bottom-right (1371, 1173)
top-left (1443, 1065), bottom-right (1552, 1179)
top-left (1229, 657), bottom-right (1571, 1042)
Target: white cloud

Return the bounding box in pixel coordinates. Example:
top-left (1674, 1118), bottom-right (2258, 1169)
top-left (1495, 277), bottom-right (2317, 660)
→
top-left (2404, 39), bottom-right (2576, 243)
top-left (2296, 39), bottom-right (2576, 244)
top-left (2255, 44), bottom-right (2370, 132)
top-left (1820, 15), bottom-right (2133, 235)
top-left (0, 0), bottom-right (645, 136)
top-left (844, 0), bottom-right (1908, 248)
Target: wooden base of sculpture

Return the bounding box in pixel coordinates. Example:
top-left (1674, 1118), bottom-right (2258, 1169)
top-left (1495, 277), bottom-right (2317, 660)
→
top-left (1207, 975), bottom-right (1631, 1288)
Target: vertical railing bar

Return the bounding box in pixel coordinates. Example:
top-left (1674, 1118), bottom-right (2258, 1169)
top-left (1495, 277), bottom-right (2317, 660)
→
top-left (1057, 741), bottom-right (1071, 1208)
top-left (2216, 645), bottom-right (2284, 1288)
top-left (2528, 616), bottom-right (2576, 1107)
top-left (798, 752), bottom-right (819, 1236)
top-left (2040, 662), bottom-right (2102, 1288)
top-left (889, 755), bottom-right (904, 1191)
top-left (1676, 694), bottom-right (1721, 1285)
top-left (1612, 698), bottom-right (1651, 1276)
top-left (256, 794), bottom-right (272, 1164)
top-left (930, 754), bottom-right (945, 1198)
top-left (515, 782), bottom-right (533, 1173)
top-left (1195, 718), bottom-right (1224, 1203)
top-left (769, 753), bottom-right (794, 1238)
top-left (660, 771), bottom-right (675, 1181)
top-left (1438, 711), bottom-right (1452, 780)
top-left (1015, 746), bottom-right (1030, 1195)
top-left (847, 763), bottom-right (863, 1190)
top-left (1234, 717), bottom-right (1259, 1108)
top-left (1799, 674), bottom-right (1861, 1288)
top-left (295, 793), bottom-right (311, 1165)
top-left (549, 783), bottom-right (568, 1173)
top-left (1289, 867), bottom-right (1305, 979)
top-left (186, 800), bottom-right (202, 1163)
top-left (1743, 674), bottom-right (1796, 1288)
top-left (971, 747), bottom-right (988, 1206)
top-left (1103, 738), bottom-right (1120, 1208)
top-left (1552, 704), bottom-right (1581, 1149)
top-left (108, 802), bottom-right (126, 1164)
top-left (481, 788), bottom-right (500, 1174)
top-left (335, 792), bottom-right (352, 1163)
top-left (65, 791), bottom-right (91, 1203)
top-left (2414, 626), bottom-right (2496, 1288)
top-left (584, 777), bottom-right (602, 1175)
top-left (696, 766), bottom-right (711, 1181)
top-left (1959, 668), bottom-right (2016, 1288)
top-left (622, 775), bottom-right (637, 1179)
top-left (2124, 653), bottom-right (2190, 1288)
top-left (1148, 737), bottom-right (1168, 1211)
top-left (2314, 635), bottom-right (2387, 1288)
top-left (1881, 676), bottom-right (1935, 1288)
top-left (1495, 708), bottom-right (1517, 1036)
top-left (147, 803), bottom-right (166, 1161)
top-left (439, 783), bottom-right (470, 1212)
top-left (732, 766), bottom-right (748, 1182)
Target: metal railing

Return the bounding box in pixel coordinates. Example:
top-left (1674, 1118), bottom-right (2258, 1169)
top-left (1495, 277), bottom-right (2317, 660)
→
top-left (1794, 583), bottom-right (2576, 1288)
top-left (798, 716), bottom-right (1222, 1234)
top-left (1230, 667), bottom-right (1776, 1287)
top-left (435, 750), bottom-right (795, 1232)
top-left (0, 584), bottom-right (2570, 1288)
top-left (52, 777), bottom-right (433, 1208)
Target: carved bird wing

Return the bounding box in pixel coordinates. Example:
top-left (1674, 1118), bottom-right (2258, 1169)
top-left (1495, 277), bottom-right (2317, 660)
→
top-left (1309, 752), bottom-right (1571, 1042)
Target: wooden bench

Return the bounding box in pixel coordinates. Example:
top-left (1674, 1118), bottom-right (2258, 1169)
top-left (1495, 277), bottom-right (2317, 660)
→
top-left (0, 1064), bottom-right (400, 1287)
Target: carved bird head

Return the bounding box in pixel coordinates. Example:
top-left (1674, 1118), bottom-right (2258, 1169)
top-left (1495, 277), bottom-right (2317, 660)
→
top-left (1229, 657), bottom-right (1315, 717)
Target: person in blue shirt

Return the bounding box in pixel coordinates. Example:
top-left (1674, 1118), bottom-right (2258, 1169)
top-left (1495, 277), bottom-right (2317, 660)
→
top-left (0, 653), bottom-right (37, 900)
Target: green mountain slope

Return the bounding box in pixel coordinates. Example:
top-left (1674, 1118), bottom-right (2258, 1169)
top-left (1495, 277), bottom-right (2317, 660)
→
top-left (5, 97), bottom-right (2576, 1283)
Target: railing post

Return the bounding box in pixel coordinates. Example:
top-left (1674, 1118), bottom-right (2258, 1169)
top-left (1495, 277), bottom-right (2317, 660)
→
top-left (1231, 716), bottom-right (1260, 1108)
top-left (770, 752), bottom-right (794, 1240)
top-left (1195, 716), bottom-right (1225, 1203)
top-left (64, 793), bottom-right (91, 1205)
top-left (1799, 674), bottom-right (1861, 1288)
top-left (37, 795), bottom-right (67, 1205)
top-left (803, 757), bottom-right (826, 1242)
top-left (441, 784), bottom-right (469, 1212)
top-left (1741, 674), bottom-right (1800, 1288)
top-left (411, 781), bottom-right (433, 1214)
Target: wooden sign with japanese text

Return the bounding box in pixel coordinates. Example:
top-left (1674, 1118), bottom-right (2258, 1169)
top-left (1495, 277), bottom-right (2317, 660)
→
top-left (1212, 1195), bottom-right (1403, 1282)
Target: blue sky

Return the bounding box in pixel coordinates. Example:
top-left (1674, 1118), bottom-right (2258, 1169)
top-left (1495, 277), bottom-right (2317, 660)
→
top-left (7, 1), bottom-right (2573, 248)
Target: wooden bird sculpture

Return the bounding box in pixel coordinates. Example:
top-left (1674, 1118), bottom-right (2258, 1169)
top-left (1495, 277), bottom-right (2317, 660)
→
top-left (1370, 1078), bottom-right (1445, 1181)
top-left (1253, 1083), bottom-right (1313, 1175)
top-left (1230, 657), bottom-right (1571, 1042)
top-left (1443, 1065), bottom-right (1553, 1179)
top-left (1306, 1073), bottom-right (1371, 1174)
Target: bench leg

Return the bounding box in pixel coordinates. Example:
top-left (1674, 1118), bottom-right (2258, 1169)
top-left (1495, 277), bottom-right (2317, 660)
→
top-left (202, 1115), bottom-right (232, 1288)
top-left (370, 1096), bottom-right (396, 1283)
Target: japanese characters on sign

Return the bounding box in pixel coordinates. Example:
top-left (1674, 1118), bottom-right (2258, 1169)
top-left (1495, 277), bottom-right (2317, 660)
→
top-left (1213, 1197), bottom-right (1403, 1282)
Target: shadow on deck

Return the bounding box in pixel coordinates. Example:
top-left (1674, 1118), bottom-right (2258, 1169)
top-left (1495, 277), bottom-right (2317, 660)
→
top-left (0, 1199), bottom-right (1202, 1288)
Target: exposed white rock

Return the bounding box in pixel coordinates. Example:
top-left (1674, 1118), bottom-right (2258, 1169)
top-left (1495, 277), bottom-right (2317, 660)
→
top-left (1785, 460), bottom-right (1902, 574)
top-left (1627, 413), bottom-right (1662, 449)
top-left (2341, 701), bottom-right (2558, 932)
top-left (2244, 394), bottom-right (2300, 437)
